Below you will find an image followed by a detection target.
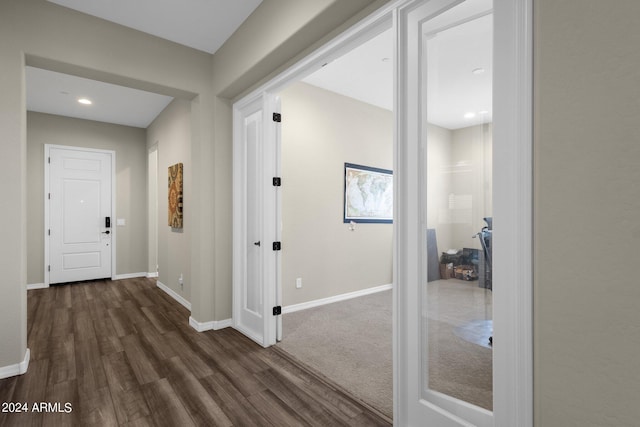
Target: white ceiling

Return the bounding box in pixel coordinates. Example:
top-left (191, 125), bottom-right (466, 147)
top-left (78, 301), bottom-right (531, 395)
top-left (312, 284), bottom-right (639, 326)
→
top-left (29, 0), bottom-right (264, 128)
top-left (30, 0), bottom-right (492, 131)
top-left (303, 29), bottom-right (394, 114)
top-left (303, 2), bottom-right (493, 130)
top-left (47, 0), bottom-right (263, 54)
top-left (26, 66), bottom-right (173, 128)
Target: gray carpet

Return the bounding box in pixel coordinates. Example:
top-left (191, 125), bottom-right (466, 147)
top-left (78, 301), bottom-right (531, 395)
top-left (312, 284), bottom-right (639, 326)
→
top-left (426, 280), bottom-right (493, 410)
top-left (278, 291), bottom-right (393, 416)
top-left (277, 280), bottom-right (493, 419)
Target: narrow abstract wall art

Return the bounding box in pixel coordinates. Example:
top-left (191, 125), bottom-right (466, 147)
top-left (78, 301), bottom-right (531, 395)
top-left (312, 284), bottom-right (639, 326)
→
top-left (168, 163), bottom-right (183, 228)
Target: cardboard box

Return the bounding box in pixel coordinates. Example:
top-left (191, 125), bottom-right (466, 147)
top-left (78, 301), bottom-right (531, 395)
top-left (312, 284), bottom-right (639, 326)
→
top-left (439, 263), bottom-right (453, 279)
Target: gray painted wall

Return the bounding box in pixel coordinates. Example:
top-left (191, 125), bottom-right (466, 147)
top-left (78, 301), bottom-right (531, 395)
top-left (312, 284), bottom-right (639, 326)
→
top-left (26, 112), bottom-right (148, 284)
top-left (534, 1), bottom-right (640, 425)
top-left (280, 82), bottom-right (393, 306)
top-left (146, 99), bottom-right (192, 303)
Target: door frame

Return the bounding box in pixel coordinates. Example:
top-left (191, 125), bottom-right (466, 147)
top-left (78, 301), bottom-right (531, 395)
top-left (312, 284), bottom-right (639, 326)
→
top-left (231, 0), bottom-right (532, 425)
top-left (44, 144), bottom-right (117, 286)
top-left (148, 143), bottom-right (159, 278)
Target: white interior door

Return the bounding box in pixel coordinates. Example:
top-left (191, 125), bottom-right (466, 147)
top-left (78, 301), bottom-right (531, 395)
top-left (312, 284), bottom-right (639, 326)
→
top-left (47, 145), bottom-right (114, 284)
top-left (396, 0), bottom-right (532, 425)
top-left (233, 93), bottom-right (280, 348)
top-left (397, 0), bottom-right (494, 425)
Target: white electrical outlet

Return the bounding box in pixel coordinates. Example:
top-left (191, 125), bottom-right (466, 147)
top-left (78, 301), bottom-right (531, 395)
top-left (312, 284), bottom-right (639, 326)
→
top-left (296, 278), bottom-right (302, 289)
top-left (179, 273), bottom-right (183, 288)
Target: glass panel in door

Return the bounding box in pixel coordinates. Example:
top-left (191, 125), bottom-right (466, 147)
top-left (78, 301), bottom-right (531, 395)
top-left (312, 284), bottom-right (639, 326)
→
top-left (421, 0), bottom-right (494, 411)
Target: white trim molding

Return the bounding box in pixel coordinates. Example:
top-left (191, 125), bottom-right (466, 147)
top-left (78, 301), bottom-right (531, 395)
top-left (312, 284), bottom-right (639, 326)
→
top-left (0, 349), bottom-right (30, 379)
top-left (492, 0), bottom-right (533, 425)
top-left (146, 272), bottom-right (159, 278)
top-left (189, 317), bottom-right (233, 332)
top-left (27, 283), bottom-right (48, 290)
top-left (156, 280), bottom-right (191, 311)
top-left (113, 272), bottom-right (148, 280)
top-left (282, 284), bottom-right (392, 314)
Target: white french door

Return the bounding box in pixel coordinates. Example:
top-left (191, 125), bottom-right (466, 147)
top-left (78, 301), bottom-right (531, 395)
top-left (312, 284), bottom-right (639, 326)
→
top-left (46, 145), bottom-right (115, 284)
top-left (232, 93), bottom-right (281, 347)
top-left (396, 0), bottom-right (532, 425)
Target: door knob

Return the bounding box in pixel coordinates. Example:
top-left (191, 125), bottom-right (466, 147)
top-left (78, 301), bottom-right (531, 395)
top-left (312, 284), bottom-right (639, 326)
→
top-left (254, 241), bottom-right (261, 246)
top-left (102, 230), bottom-right (110, 235)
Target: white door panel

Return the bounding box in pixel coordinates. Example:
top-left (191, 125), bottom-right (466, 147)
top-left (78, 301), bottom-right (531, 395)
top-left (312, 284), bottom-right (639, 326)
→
top-left (397, 0), bottom-right (494, 425)
top-left (233, 94), bottom-right (280, 347)
top-left (63, 179), bottom-right (101, 243)
top-left (396, 0), bottom-right (532, 423)
top-left (48, 146), bottom-right (113, 284)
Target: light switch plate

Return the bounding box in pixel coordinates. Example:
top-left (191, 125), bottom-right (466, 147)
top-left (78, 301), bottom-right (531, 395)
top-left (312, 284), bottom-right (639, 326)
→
top-left (116, 218), bottom-right (126, 226)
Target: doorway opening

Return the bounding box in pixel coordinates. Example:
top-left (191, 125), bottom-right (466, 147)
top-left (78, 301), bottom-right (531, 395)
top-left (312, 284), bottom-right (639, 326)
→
top-left (25, 62), bottom-right (199, 318)
top-left (232, 0), bottom-right (532, 425)
top-left (273, 26), bottom-right (394, 418)
top-left (274, 4), bottom-right (495, 415)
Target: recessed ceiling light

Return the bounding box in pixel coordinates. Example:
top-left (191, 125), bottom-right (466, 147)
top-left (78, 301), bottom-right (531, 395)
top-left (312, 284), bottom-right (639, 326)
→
top-left (464, 112), bottom-right (476, 119)
top-left (472, 67), bottom-right (485, 75)
top-left (77, 98), bottom-right (92, 105)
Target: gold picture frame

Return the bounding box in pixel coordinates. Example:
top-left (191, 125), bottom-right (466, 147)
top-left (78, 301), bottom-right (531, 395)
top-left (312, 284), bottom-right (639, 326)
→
top-left (168, 163), bottom-right (183, 228)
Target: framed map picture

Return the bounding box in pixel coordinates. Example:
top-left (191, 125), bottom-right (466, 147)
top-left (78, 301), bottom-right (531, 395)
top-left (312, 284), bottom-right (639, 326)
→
top-left (168, 163), bottom-right (183, 228)
top-left (344, 163), bottom-right (393, 223)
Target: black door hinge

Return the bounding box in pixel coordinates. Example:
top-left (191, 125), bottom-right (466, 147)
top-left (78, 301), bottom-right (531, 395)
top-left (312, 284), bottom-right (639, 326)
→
top-left (273, 306), bottom-right (282, 316)
top-left (272, 241), bottom-right (281, 251)
top-left (273, 112), bottom-right (281, 122)
top-left (273, 177), bottom-right (281, 187)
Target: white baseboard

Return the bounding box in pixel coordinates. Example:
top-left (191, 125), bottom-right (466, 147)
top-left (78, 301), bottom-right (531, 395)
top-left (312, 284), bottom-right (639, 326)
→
top-left (113, 272), bottom-right (148, 280)
top-left (0, 348), bottom-right (30, 379)
top-left (27, 283), bottom-right (48, 290)
top-left (146, 272), bottom-right (158, 278)
top-left (156, 281), bottom-right (191, 310)
top-left (189, 316), bottom-right (232, 332)
top-left (282, 283), bottom-right (392, 314)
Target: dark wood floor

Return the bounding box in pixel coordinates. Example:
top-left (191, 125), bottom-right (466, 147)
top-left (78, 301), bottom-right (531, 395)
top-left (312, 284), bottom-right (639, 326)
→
top-left (0, 278), bottom-right (391, 426)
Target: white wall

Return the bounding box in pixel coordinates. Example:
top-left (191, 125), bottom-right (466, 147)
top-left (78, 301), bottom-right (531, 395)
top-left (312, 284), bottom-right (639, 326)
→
top-left (426, 123), bottom-right (492, 257)
top-left (280, 82), bottom-right (393, 305)
top-left (450, 123), bottom-right (492, 250)
top-left (26, 112), bottom-right (148, 284)
top-left (426, 123), bottom-right (454, 255)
